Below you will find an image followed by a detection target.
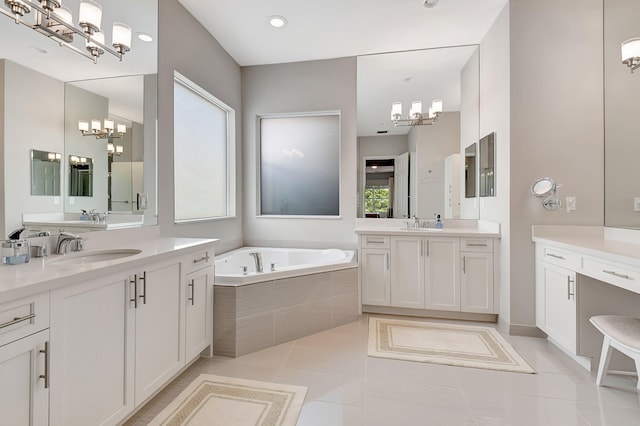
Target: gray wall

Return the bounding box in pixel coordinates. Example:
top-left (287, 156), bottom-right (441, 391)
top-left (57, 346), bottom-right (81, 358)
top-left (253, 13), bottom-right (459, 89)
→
top-left (506, 0), bottom-right (604, 331)
top-left (157, 0), bottom-right (243, 253)
top-left (241, 58), bottom-right (358, 249)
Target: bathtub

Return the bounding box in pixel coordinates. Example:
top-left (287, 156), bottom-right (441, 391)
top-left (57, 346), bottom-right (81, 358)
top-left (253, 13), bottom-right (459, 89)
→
top-left (214, 247), bottom-right (356, 286)
top-left (213, 246), bottom-right (359, 356)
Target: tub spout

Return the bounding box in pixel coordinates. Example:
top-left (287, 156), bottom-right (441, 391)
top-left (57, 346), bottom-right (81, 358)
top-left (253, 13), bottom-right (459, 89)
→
top-left (249, 251), bottom-right (263, 273)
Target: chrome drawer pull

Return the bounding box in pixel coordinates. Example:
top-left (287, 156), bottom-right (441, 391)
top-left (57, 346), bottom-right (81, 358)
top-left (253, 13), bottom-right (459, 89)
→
top-left (546, 253), bottom-right (565, 260)
top-left (467, 243), bottom-right (488, 247)
top-left (0, 313), bottom-right (36, 329)
top-left (188, 279), bottom-right (195, 306)
top-left (139, 271), bottom-right (147, 305)
top-left (130, 275), bottom-right (138, 309)
top-left (366, 239), bottom-right (385, 244)
top-left (193, 254), bottom-right (210, 264)
top-left (602, 270), bottom-right (632, 280)
top-left (40, 341), bottom-right (50, 389)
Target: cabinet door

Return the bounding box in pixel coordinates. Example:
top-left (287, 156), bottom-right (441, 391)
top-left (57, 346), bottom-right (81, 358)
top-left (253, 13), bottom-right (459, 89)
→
top-left (0, 329), bottom-right (49, 426)
top-left (50, 275), bottom-right (134, 426)
top-left (424, 237), bottom-right (460, 311)
top-left (185, 266), bottom-right (214, 362)
top-left (135, 262), bottom-right (184, 404)
top-left (390, 236), bottom-right (425, 309)
top-left (541, 262), bottom-right (577, 354)
top-left (461, 252), bottom-right (494, 313)
top-left (361, 249), bottom-right (390, 306)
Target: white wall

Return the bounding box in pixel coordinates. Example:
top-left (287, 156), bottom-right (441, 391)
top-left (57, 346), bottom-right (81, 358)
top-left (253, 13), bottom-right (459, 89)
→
top-left (157, 0), bottom-right (243, 253)
top-left (1, 60), bottom-right (64, 237)
top-left (460, 50), bottom-right (480, 219)
top-left (506, 0), bottom-right (604, 331)
top-left (241, 58), bottom-right (358, 250)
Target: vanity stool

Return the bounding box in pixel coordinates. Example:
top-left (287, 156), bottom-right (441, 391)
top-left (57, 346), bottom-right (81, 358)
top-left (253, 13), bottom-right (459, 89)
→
top-left (589, 315), bottom-right (640, 389)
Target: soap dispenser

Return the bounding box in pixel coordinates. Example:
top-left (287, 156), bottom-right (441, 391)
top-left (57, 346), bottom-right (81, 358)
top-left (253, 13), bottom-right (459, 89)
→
top-left (435, 214), bottom-right (443, 229)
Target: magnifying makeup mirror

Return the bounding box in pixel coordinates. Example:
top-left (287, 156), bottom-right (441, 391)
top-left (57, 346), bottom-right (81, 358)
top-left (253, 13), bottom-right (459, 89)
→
top-left (531, 177), bottom-right (561, 210)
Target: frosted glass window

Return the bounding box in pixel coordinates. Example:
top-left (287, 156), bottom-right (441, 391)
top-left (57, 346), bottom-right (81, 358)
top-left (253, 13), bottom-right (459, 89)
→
top-left (260, 113), bottom-right (340, 216)
top-left (174, 72), bottom-right (236, 222)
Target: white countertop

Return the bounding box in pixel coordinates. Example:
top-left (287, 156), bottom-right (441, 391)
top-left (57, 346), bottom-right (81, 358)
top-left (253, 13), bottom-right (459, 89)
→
top-left (0, 236), bottom-right (218, 303)
top-left (23, 212), bottom-right (144, 230)
top-left (532, 225), bottom-right (640, 267)
top-left (355, 219), bottom-right (501, 238)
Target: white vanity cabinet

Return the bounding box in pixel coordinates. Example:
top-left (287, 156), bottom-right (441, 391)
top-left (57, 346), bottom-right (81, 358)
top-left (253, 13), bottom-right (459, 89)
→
top-left (359, 230), bottom-right (497, 316)
top-left (183, 250), bottom-right (214, 362)
top-left (50, 259), bottom-right (183, 426)
top-left (360, 235), bottom-right (391, 306)
top-left (0, 293), bottom-right (50, 426)
top-left (535, 245), bottom-right (579, 356)
top-left (460, 238), bottom-right (495, 314)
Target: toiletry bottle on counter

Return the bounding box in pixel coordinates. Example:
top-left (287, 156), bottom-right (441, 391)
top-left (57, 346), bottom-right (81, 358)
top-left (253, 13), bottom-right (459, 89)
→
top-left (435, 214), bottom-right (443, 229)
top-left (2, 239), bottom-right (30, 265)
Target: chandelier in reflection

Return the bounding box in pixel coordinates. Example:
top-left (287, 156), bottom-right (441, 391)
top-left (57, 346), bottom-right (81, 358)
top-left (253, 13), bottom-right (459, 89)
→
top-left (622, 38), bottom-right (640, 73)
top-left (1, 0), bottom-right (132, 64)
top-left (78, 118), bottom-right (126, 139)
top-left (391, 99), bottom-right (443, 127)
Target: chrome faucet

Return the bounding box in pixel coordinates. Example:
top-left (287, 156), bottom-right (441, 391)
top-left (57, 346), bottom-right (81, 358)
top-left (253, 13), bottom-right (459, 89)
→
top-left (56, 232), bottom-right (84, 255)
top-left (249, 251), bottom-right (263, 273)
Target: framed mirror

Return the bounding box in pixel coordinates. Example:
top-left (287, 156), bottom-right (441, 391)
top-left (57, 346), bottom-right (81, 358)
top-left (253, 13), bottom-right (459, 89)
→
top-left (479, 132), bottom-right (495, 197)
top-left (68, 155), bottom-right (93, 197)
top-left (357, 45), bottom-right (480, 219)
top-left (31, 149), bottom-right (61, 196)
top-left (464, 143), bottom-right (477, 198)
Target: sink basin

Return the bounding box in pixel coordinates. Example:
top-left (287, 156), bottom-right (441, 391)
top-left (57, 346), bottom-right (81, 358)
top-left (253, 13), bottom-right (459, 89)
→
top-left (47, 249), bottom-right (142, 267)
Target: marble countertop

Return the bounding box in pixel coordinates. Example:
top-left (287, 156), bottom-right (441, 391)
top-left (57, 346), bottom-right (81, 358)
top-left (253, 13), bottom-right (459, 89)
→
top-left (0, 236), bottom-right (218, 303)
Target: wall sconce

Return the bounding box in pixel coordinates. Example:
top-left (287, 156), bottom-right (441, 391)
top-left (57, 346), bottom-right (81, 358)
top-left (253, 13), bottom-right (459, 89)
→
top-left (531, 177), bottom-right (561, 210)
top-left (107, 142), bottom-right (123, 156)
top-left (0, 0), bottom-right (132, 64)
top-left (622, 38), bottom-right (640, 73)
top-left (79, 119), bottom-right (126, 139)
top-left (391, 99), bottom-right (443, 127)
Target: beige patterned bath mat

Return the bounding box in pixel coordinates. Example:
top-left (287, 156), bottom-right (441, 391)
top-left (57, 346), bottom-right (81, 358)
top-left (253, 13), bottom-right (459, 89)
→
top-left (368, 317), bottom-right (535, 374)
top-left (149, 374), bottom-right (307, 426)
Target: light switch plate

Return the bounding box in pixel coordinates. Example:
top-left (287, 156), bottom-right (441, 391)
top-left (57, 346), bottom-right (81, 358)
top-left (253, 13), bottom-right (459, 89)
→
top-left (566, 197), bottom-right (576, 212)
top-left (634, 197), bottom-right (640, 212)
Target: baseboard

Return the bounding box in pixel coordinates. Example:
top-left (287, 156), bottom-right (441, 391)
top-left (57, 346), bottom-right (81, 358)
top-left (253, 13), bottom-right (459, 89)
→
top-left (362, 305), bottom-right (497, 323)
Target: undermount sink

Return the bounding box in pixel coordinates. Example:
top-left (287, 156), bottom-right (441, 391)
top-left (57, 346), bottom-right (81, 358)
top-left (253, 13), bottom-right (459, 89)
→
top-left (47, 249), bottom-right (142, 267)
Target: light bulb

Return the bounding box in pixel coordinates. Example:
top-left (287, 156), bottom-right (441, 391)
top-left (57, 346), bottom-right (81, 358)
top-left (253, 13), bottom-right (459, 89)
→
top-left (79, 0), bottom-right (102, 34)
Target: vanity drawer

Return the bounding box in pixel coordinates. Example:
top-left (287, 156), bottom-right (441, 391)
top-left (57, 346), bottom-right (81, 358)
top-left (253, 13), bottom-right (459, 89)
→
top-left (582, 257), bottom-right (640, 294)
top-left (184, 249), bottom-right (214, 274)
top-left (461, 238), bottom-right (493, 252)
top-left (0, 292), bottom-right (49, 347)
top-left (361, 235), bottom-right (390, 249)
top-left (537, 245), bottom-right (580, 270)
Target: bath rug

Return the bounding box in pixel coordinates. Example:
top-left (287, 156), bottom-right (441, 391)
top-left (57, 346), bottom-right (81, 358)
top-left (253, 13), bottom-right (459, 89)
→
top-left (368, 317), bottom-right (535, 374)
top-left (148, 374), bottom-right (307, 426)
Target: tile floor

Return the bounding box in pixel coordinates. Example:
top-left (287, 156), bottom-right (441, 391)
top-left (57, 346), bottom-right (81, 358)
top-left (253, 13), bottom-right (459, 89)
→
top-left (124, 314), bottom-right (640, 425)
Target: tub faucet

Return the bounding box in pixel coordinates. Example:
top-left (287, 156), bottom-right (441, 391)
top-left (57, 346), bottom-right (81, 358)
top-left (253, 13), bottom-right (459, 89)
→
top-left (249, 251), bottom-right (263, 273)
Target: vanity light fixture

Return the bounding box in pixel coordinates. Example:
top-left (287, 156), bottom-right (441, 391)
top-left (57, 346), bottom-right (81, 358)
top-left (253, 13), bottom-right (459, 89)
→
top-left (107, 142), bottom-right (123, 156)
top-left (78, 119), bottom-right (126, 139)
top-left (391, 99), bottom-right (443, 127)
top-left (622, 37), bottom-right (640, 73)
top-left (0, 0), bottom-right (132, 64)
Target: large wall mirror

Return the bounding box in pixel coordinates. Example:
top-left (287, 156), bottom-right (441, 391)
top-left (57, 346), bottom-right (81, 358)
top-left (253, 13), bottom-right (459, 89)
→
top-left (604, 0), bottom-right (640, 228)
top-left (0, 0), bottom-right (157, 230)
top-left (357, 45), bottom-right (480, 220)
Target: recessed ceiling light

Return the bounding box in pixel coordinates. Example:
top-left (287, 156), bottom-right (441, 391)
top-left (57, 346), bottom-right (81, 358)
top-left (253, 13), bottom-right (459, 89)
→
top-left (136, 32), bottom-right (153, 42)
top-left (423, 0), bottom-right (440, 7)
top-left (269, 15), bottom-right (287, 28)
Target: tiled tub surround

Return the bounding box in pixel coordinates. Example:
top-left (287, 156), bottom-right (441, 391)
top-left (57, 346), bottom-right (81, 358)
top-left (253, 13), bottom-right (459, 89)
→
top-left (214, 267), bottom-right (359, 357)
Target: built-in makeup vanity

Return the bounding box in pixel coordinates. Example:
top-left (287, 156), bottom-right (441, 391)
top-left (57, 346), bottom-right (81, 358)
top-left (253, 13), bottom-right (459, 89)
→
top-left (0, 228), bottom-right (217, 426)
top-left (356, 219), bottom-right (501, 320)
top-left (533, 225), bottom-right (640, 370)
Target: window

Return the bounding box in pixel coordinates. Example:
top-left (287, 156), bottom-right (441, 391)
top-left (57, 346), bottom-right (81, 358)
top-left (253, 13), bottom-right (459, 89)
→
top-left (173, 71), bottom-right (236, 222)
top-left (364, 186), bottom-right (390, 216)
top-left (259, 112), bottom-right (340, 217)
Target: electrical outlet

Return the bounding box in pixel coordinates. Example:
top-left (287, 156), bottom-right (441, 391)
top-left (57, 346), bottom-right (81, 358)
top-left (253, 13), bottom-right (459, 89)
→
top-left (634, 197), bottom-right (640, 212)
top-left (566, 196), bottom-right (576, 212)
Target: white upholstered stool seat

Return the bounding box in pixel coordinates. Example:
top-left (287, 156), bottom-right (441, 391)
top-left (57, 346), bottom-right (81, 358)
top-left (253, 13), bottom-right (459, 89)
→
top-left (589, 315), bottom-right (640, 389)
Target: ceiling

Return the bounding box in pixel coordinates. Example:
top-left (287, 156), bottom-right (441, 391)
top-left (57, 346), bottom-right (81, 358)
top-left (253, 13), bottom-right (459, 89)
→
top-left (178, 0), bottom-right (507, 136)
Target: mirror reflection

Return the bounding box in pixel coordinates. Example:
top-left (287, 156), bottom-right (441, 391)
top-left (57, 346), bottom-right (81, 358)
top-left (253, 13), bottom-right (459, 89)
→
top-left (604, 0), bottom-right (640, 228)
top-left (464, 143), bottom-right (476, 198)
top-left (68, 155), bottom-right (93, 197)
top-left (31, 149), bottom-right (61, 196)
top-left (479, 132), bottom-right (495, 197)
top-left (357, 45), bottom-right (480, 220)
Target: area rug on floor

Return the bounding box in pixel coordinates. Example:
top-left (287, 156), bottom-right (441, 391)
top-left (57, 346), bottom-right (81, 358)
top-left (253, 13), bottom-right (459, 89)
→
top-left (148, 374), bottom-right (307, 426)
top-left (368, 317), bottom-right (535, 374)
